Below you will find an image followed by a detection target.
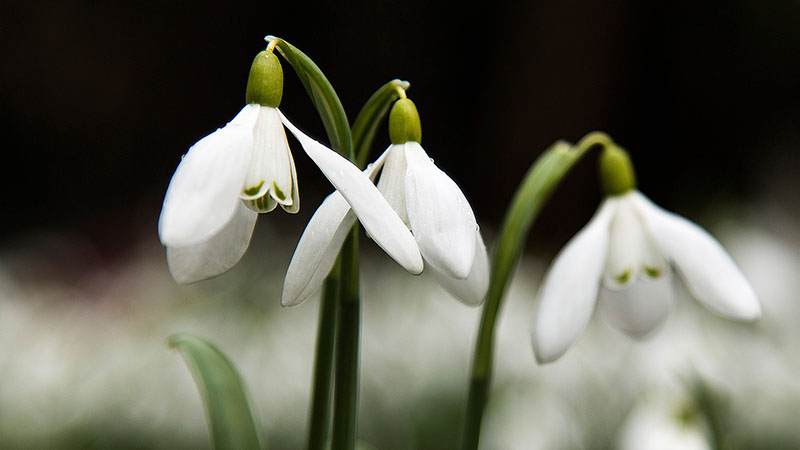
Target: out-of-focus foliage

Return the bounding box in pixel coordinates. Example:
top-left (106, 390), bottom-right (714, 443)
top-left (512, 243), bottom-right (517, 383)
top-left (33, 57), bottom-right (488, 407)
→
top-left (0, 203), bottom-right (798, 449)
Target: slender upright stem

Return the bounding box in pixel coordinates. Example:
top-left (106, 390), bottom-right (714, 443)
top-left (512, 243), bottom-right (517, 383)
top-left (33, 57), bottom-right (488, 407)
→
top-left (306, 260), bottom-right (341, 450)
top-left (461, 133), bottom-right (612, 450)
top-left (332, 227), bottom-right (361, 450)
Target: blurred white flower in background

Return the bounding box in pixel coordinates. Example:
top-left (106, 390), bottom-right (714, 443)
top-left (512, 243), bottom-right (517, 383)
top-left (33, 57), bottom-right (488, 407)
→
top-left (617, 393), bottom-right (711, 450)
top-left (532, 189), bottom-right (761, 364)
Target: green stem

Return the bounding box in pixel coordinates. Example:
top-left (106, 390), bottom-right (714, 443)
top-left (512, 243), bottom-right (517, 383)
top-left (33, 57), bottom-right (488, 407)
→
top-left (351, 79), bottom-right (410, 168)
top-left (307, 260), bottom-right (341, 450)
top-left (267, 36), bottom-right (353, 160)
top-left (460, 132), bottom-right (613, 450)
top-left (332, 227), bottom-right (361, 450)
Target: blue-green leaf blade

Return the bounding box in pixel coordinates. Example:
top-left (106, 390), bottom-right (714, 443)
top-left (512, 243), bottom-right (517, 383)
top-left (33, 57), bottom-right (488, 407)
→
top-left (169, 334), bottom-right (263, 450)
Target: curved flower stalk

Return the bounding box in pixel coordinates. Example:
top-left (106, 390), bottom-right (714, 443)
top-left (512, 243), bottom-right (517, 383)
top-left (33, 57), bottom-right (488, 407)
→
top-left (158, 46), bottom-right (419, 283)
top-left (282, 98), bottom-right (489, 307)
top-left (532, 145), bottom-right (761, 364)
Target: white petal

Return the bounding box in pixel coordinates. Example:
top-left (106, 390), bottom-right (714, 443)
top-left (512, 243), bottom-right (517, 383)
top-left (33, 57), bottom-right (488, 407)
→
top-left (404, 142), bottom-right (477, 279)
top-left (166, 202), bottom-right (258, 283)
top-left (376, 144), bottom-right (409, 225)
top-left (604, 193), bottom-right (667, 289)
top-left (281, 148), bottom-right (300, 214)
top-left (598, 274), bottom-right (674, 338)
top-left (279, 110), bottom-right (423, 274)
top-left (158, 105), bottom-right (257, 247)
top-left (532, 199), bottom-right (617, 364)
top-left (633, 192), bottom-right (761, 320)
top-left (429, 230), bottom-right (490, 306)
top-left (282, 193), bottom-right (356, 306)
top-left (364, 145), bottom-right (391, 181)
top-left (241, 106), bottom-right (294, 206)
top-left (281, 155), bottom-right (392, 307)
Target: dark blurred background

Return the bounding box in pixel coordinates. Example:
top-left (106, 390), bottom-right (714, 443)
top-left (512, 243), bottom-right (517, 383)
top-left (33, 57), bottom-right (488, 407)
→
top-left (2, 0), bottom-right (799, 258)
top-left (2, 2), bottom-right (800, 449)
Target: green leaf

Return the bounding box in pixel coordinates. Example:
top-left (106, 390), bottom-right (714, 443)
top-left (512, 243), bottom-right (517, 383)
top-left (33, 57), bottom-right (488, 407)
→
top-left (266, 36), bottom-right (353, 161)
top-left (351, 79), bottom-right (410, 168)
top-left (169, 334), bottom-right (262, 450)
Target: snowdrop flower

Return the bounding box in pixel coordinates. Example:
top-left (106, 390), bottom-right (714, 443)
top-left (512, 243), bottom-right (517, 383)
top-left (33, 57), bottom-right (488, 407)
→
top-left (158, 48), bottom-right (420, 283)
top-left (282, 98), bottom-right (489, 306)
top-left (617, 393), bottom-right (711, 450)
top-left (532, 144), bottom-right (760, 363)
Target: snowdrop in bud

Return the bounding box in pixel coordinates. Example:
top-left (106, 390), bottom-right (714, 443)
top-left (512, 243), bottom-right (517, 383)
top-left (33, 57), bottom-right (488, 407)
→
top-left (159, 47), bottom-right (419, 284)
top-left (532, 144), bottom-right (760, 363)
top-left (282, 98), bottom-right (489, 307)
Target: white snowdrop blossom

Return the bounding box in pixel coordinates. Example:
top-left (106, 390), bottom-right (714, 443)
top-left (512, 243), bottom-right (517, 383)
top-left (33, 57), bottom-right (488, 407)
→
top-left (281, 99), bottom-right (489, 307)
top-left (617, 394), bottom-right (711, 450)
top-left (532, 190), bottom-right (761, 363)
top-left (158, 50), bottom-right (420, 284)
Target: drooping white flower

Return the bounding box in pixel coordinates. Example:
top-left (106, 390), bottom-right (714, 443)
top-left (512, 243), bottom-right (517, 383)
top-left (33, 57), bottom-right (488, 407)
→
top-left (617, 393), bottom-right (711, 450)
top-left (532, 146), bottom-right (760, 364)
top-left (281, 99), bottom-right (489, 307)
top-left (158, 50), bottom-right (421, 283)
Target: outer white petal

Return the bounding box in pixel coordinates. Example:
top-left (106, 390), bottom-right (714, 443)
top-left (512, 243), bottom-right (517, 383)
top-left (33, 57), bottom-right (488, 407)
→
top-left (158, 105), bottom-right (257, 247)
top-left (428, 229), bottom-right (490, 306)
top-left (376, 144), bottom-right (409, 225)
top-left (598, 274), bottom-right (674, 338)
top-left (532, 199), bottom-right (617, 364)
top-left (404, 142), bottom-right (477, 279)
top-left (632, 191), bottom-right (761, 320)
top-left (281, 154), bottom-right (391, 307)
top-left (279, 110), bottom-right (423, 274)
top-left (166, 202), bottom-right (258, 283)
top-left (282, 194), bottom-right (356, 306)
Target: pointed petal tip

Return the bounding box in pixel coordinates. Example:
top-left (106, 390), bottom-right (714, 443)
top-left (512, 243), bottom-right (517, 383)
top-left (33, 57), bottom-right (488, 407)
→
top-left (633, 191), bottom-right (763, 323)
top-left (724, 293), bottom-right (762, 321)
top-left (406, 257), bottom-right (424, 275)
top-left (280, 289), bottom-right (309, 308)
top-left (531, 335), bottom-right (567, 365)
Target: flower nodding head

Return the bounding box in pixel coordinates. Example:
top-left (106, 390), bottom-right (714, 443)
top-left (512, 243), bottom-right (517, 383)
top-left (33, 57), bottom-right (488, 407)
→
top-left (388, 98), bottom-right (422, 145)
top-left (245, 49), bottom-right (283, 108)
top-left (599, 144), bottom-right (636, 197)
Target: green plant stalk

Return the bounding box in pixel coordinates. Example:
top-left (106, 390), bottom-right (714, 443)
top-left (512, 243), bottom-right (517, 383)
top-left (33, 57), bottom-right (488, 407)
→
top-left (460, 132), bottom-right (613, 450)
top-left (307, 260), bottom-right (341, 450)
top-left (267, 36), bottom-right (353, 159)
top-left (332, 227), bottom-right (361, 450)
top-left (352, 79), bottom-right (410, 168)
top-left (269, 36), bottom-right (366, 449)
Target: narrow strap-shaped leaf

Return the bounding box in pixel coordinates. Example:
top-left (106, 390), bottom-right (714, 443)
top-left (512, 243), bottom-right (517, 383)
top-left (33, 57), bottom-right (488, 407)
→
top-left (352, 79), bottom-right (410, 168)
top-left (169, 334), bottom-right (263, 450)
top-left (266, 36), bottom-right (353, 161)
top-left (461, 132), bottom-right (613, 450)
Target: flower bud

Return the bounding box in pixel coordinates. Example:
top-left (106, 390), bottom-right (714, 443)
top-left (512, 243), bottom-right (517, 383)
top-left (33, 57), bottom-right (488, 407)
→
top-left (388, 98), bottom-right (422, 145)
top-left (245, 50), bottom-right (283, 107)
top-left (599, 144), bottom-right (636, 196)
